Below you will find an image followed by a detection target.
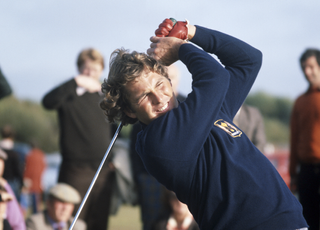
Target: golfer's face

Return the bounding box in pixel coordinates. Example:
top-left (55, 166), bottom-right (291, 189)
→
top-left (125, 70), bottom-right (178, 125)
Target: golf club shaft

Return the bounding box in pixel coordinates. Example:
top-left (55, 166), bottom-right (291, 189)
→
top-left (69, 122), bottom-right (123, 230)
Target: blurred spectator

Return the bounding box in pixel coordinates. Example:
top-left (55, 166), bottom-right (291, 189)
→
top-left (109, 137), bottom-right (137, 214)
top-left (0, 125), bottom-right (23, 200)
top-left (26, 183), bottom-right (86, 230)
top-left (0, 186), bottom-right (14, 230)
top-left (42, 48), bottom-right (114, 230)
top-left (151, 189), bottom-right (199, 230)
top-left (233, 104), bottom-right (267, 152)
top-left (23, 141), bottom-right (46, 214)
top-left (0, 148), bottom-right (26, 230)
top-left (0, 67), bottom-right (12, 100)
top-left (129, 65), bottom-right (186, 230)
top-left (289, 48), bottom-right (320, 230)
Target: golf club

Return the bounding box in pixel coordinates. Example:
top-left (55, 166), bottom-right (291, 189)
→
top-left (69, 122), bottom-right (123, 230)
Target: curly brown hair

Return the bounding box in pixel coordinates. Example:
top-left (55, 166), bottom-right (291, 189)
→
top-left (100, 48), bottom-right (169, 126)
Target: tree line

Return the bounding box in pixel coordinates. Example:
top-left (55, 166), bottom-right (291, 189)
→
top-left (0, 91), bottom-right (293, 153)
top-left (245, 91), bottom-right (293, 146)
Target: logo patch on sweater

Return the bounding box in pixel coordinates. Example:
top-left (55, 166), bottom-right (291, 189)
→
top-left (214, 119), bottom-right (242, 138)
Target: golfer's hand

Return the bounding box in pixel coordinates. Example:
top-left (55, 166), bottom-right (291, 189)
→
top-left (75, 75), bottom-right (101, 93)
top-left (168, 20), bottom-right (189, 40)
top-left (155, 18), bottom-right (174, 37)
top-left (155, 18), bottom-right (196, 41)
top-left (155, 18), bottom-right (187, 39)
top-left (147, 36), bottom-right (186, 66)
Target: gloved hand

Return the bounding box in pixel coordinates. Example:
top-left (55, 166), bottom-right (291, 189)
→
top-left (155, 18), bottom-right (175, 37)
top-left (155, 18), bottom-right (189, 40)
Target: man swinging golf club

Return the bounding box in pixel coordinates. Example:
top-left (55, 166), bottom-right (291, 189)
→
top-left (100, 18), bottom-right (308, 230)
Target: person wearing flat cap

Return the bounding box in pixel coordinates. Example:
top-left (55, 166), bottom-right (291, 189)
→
top-left (26, 183), bottom-right (86, 230)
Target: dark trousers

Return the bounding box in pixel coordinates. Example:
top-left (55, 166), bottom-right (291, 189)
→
top-left (298, 163), bottom-right (320, 230)
top-left (137, 174), bottom-right (166, 230)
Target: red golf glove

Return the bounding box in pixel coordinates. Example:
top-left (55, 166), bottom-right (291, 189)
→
top-left (155, 18), bottom-right (189, 40)
top-left (155, 18), bottom-right (174, 37)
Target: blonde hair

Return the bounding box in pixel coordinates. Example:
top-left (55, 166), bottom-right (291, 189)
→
top-left (76, 48), bottom-right (105, 71)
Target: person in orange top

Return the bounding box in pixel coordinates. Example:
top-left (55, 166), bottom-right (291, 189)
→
top-left (23, 142), bottom-right (46, 214)
top-left (289, 48), bottom-right (320, 230)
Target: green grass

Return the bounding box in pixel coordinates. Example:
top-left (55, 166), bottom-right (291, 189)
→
top-left (108, 205), bottom-right (142, 230)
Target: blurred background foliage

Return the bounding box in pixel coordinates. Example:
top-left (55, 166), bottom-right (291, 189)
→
top-left (244, 91), bottom-right (293, 146)
top-left (0, 95), bottom-right (132, 153)
top-left (0, 91), bottom-right (293, 153)
top-left (0, 96), bottom-right (59, 152)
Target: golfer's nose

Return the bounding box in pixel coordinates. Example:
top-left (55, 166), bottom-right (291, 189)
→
top-left (151, 91), bottom-right (162, 104)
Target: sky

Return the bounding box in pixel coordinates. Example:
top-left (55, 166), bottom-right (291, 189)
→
top-left (0, 0), bottom-right (319, 103)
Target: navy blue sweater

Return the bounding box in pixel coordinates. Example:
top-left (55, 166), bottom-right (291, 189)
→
top-left (136, 26), bottom-right (307, 229)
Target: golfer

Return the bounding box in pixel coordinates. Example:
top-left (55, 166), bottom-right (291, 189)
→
top-left (100, 19), bottom-right (308, 229)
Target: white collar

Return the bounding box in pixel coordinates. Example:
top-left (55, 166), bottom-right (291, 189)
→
top-left (0, 139), bottom-right (14, 150)
top-left (76, 87), bottom-right (87, 96)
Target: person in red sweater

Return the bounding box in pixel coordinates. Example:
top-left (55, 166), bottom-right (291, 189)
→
top-left (290, 48), bottom-right (320, 230)
top-left (23, 142), bottom-right (46, 214)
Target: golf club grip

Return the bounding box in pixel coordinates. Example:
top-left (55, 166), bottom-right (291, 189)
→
top-left (169, 18), bottom-right (177, 27)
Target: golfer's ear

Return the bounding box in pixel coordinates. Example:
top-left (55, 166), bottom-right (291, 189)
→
top-left (124, 109), bottom-right (137, 119)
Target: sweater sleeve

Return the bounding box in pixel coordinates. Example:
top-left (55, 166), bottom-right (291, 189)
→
top-left (42, 78), bottom-right (77, 110)
top-left (189, 26), bottom-right (262, 118)
top-left (172, 26), bottom-right (262, 156)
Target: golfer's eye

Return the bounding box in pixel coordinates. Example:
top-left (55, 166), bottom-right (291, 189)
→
top-left (138, 94), bottom-right (148, 105)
